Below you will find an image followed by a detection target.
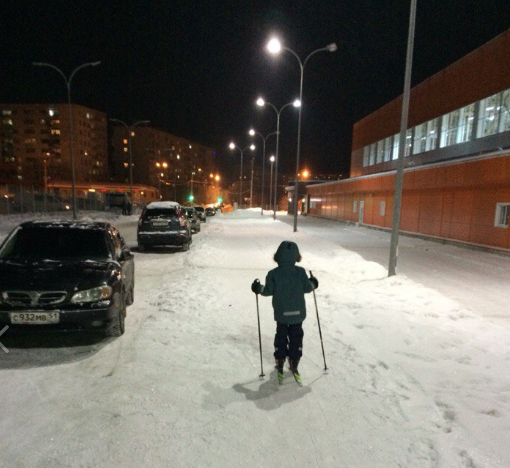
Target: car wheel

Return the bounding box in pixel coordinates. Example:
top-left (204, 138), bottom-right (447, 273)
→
top-left (182, 240), bottom-right (190, 251)
top-left (106, 294), bottom-right (126, 337)
top-left (126, 285), bottom-right (134, 306)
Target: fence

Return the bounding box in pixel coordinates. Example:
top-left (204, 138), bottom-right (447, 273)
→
top-left (0, 184), bottom-right (116, 215)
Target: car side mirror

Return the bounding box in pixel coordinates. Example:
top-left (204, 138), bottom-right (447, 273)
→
top-left (119, 248), bottom-right (133, 262)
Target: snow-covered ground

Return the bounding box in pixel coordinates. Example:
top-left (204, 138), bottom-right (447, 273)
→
top-left (1, 209), bottom-right (509, 468)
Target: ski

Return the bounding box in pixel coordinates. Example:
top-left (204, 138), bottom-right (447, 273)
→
top-left (291, 371), bottom-right (303, 387)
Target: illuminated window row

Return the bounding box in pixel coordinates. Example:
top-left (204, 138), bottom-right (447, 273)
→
top-left (362, 87), bottom-right (510, 167)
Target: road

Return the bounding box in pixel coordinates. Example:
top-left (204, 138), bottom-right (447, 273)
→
top-left (279, 214), bottom-right (510, 329)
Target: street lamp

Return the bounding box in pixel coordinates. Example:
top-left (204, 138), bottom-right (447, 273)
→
top-left (256, 97), bottom-right (301, 220)
top-left (249, 128), bottom-right (277, 215)
top-left (33, 61), bottom-right (101, 219)
top-left (269, 155), bottom-right (275, 213)
top-left (267, 37), bottom-right (337, 231)
top-left (229, 142), bottom-right (255, 208)
top-left (110, 119), bottom-right (150, 210)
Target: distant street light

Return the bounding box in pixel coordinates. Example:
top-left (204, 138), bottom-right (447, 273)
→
top-left (229, 142), bottom-right (255, 208)
top-left (267, 37), bottom-right (337, 231)
top-left (269, 155), bottom-right (275, 213)
top-left (256, 97), bottom-right (300, 220)
top-left (33, 61), bottom-right (101, 219)
top-left (249, 128), bottom-right (277, 215)
top-left (110, 119), bottom-right (150, 210)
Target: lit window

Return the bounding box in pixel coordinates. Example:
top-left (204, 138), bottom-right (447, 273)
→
top-left (131, 131), bottom-right (135, 137)
top-left (495, 203), bottom-right (510, 228)
top-left (476, 93), bottom-right (500, 138)
top-left (362, 146), bottom-right (370, 167)
top-left (48, 109), bottom-right (55, 116)
top-left (123, 139), bottom-right (128, 144)
top-left (51, 129), bottom-right (61, 135)
top-left (124, 147), bottom-right (128, 152)
top-left (86, 113), bottom-right (91, 119)
top-left (2, 110), bottom-right (12, 115)
top-left (498, 90), bottom-right (510, 133)
top-left (123, 162), bottom-right (129, 168)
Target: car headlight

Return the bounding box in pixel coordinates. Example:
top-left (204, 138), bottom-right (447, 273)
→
top-left (71, 285), bottom-right (113, 304)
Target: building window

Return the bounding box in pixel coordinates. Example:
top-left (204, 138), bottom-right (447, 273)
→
top-left (477, 92), bottom-right (501, 138)
top-left (383, 136), bottom-right (392, 162)
top-left (495, 203), bottom-right (509, 228)
top-left (405, 129), bottom-right (413, 157)
top-left (369, 143), bottom-right (376, 166)
top-left (392, 133), bottom-right (399, 160)
top-left (413, 122), bottom-right (427, 154)
top-left (363, 146), bottom-right (370, 167)
top-left (498, 90), bottom-right (510, 133)
top-left (353, 201), bottom-right (357, 213)
top-left (380, 201), bottom-right (386, 216)
top-left (376, 140), bottom-right (385, 164)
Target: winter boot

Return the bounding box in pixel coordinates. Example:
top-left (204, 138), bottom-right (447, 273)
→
top-left (289, 359), bottom-right (300, 375)
top-left (276, 359), bottom-right (285, 385)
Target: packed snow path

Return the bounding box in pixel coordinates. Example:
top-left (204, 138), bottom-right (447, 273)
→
top-left (1, 209), bottom-right (509, 467)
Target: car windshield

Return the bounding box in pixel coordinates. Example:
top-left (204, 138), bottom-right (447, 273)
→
top-left (194, 207), bottom-right (204, 212)
top-left (0, 227), bottom-right (110, 261)
top-left (144, 208), bottom-right (177, 218)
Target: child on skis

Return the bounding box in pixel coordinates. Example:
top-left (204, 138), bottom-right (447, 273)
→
top-left (251, 240), bottom-right (318, 383)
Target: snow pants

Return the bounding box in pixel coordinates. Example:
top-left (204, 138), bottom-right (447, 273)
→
top-left (274, 322), bottom-right (304, 360)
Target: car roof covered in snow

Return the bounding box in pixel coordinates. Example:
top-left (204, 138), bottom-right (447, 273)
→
top-left (18, 221), bottom-right (113, 230)
top-left (146, 201), bottom-right (180, 209)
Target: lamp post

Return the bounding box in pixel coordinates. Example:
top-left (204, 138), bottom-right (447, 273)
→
top-left (389, 0), bottom-right (418, 277)
top-left (110, 119), bottom-right (150, 210)
top-left (269, 155), bottom-right (275, 212)
top-left (229, 143), bottom-right (255, 209)
top-left (267, 37), bottom-right (337, 231)
top-left (33, 61), bottom-right (101, 220)
top-left (249, 128), bottom-right (277, 215)
top-left (256, 97), bottom-right (301, 220)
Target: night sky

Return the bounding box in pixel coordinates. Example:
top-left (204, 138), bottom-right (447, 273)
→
top-left (2, 1), bottom-right (510, 182)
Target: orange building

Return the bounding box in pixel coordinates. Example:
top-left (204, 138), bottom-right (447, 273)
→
top-left (307, 29), bottom-right (510, 252)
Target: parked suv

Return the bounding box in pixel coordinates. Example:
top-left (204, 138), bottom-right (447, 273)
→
top-left (0, 221), bottom-right (135, 336)
top-left (137, 201), bottom-right (192, 251)
top-left (194, 206), bottom-right (206, 222)
top-left (183, 207), bottom-right (201, 233)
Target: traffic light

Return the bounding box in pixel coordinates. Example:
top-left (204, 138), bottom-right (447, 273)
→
top-left (217, 197), bottom-right (223, 203)
top-left (188, 194), bottom-right (194, 201)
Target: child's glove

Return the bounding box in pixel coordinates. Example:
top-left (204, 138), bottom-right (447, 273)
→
top-left (309, 274), bottom-right (319, 290)
top-left (251, 279), bottom-right (262, 294)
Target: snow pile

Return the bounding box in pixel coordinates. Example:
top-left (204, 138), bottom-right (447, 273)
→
top-left (0, 209), bottom-right (509, 467)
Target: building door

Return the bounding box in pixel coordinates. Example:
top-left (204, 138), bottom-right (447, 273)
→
top-left (359, 200), bottom-right (364, 223)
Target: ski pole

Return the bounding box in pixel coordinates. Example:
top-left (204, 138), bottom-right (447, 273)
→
top-left (310, 270), bottom-right (328, 372)
top-left (255, 292), bottom-right (265, 378)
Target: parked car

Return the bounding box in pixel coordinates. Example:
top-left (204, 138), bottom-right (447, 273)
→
top-left (137, 201), bottom-right (192, 252)
top-left (0, 221), bottom-right (135, 336)
top-left (183, 207), bottom-right (201, 233)
top-left (194, 206), bottom-right (206, 223)
top-left (205, 207), bottom-right (216, 217)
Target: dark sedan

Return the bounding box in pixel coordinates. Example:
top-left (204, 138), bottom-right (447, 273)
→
top-left (0, 221), bottom-right (134, 336)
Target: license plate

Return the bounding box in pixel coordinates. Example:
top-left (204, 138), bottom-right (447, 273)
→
top-left (10, 311), bottom-right (60, 325)
top-left (152, 221), bottom-right (168, 227)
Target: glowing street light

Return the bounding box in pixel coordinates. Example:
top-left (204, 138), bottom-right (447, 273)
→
top-left (266, 36), bottom-right (337, 231)
top-left (249, 127), bottom-right (277, 214)
top-left (229, 142), bottom-right (255, 208)
top-left (256, 97), bottom-right (300, 219)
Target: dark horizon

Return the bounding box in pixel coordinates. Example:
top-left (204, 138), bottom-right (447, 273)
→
top-left (2, 1), bottom-right (510, 182)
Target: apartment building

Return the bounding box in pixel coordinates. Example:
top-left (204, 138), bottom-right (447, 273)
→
top-left (0, 103), bottom-right (108, 188)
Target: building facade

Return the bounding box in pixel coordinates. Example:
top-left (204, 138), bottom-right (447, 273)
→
top-left (110, 126), bottom-right (216, 203)
top-left (307, 29), bottom-right (510, 252)
top-left (0, 103), bottom-right (108, 188)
